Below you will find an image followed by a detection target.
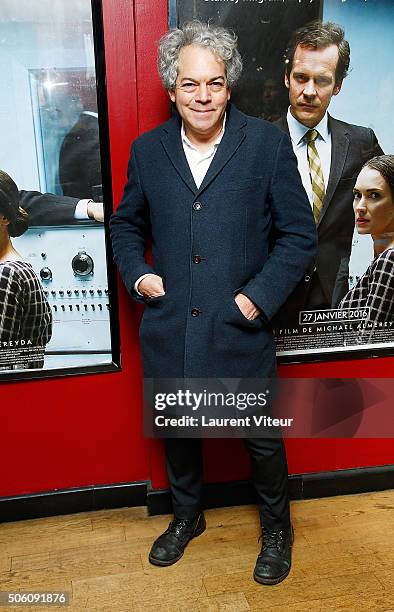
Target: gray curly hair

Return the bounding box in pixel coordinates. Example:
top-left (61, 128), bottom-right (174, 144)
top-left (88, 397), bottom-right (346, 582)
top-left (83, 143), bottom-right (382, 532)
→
top-left (158, 20), bottom-right (243, 90)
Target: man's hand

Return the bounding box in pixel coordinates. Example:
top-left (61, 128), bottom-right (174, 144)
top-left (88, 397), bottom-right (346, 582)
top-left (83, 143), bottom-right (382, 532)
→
top-left (138, 274), bottom-right (165, 299)
top-left (234, 293), bottom-right (261, 320)
top-left (87, 201), bottom-right (104, 222)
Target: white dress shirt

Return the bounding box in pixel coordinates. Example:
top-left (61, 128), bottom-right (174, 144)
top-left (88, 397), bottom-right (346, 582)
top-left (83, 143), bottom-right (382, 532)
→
top-left (286, 108), bottom-right (332, 210)
top-left (74, 198), bottom-right (93, 219)
top-left (135, 116), bottom-right (226, 294)
top-left (181, 115), bottom-right (225, 188)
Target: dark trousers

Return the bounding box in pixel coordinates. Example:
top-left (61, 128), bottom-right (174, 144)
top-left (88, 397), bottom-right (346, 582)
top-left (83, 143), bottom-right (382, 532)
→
top-left (164, 436), bottom-right (290, 530)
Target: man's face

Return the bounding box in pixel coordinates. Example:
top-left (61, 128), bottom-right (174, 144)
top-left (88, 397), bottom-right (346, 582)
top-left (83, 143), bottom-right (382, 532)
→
top-left (169, 44), bottom-right (230, 144)
top-left (262, 79), bottom-right (280, 111)
top-left (285, 43), bottom-right (342, 128)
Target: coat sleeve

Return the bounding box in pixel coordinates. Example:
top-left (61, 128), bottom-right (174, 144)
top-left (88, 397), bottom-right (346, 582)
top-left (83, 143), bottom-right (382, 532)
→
top-left (19, 190), bottom-right (79, 226)
top-left (240, 133), bottom-right (317, 321)
top-left (109, 142), bottom-right (156, 302)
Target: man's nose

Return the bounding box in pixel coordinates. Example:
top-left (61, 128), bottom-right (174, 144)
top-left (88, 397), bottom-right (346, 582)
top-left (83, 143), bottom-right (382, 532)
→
top-left (303, 80), bottom-right (317, 97)
top-left (195, 83), bottom-right (211, 102)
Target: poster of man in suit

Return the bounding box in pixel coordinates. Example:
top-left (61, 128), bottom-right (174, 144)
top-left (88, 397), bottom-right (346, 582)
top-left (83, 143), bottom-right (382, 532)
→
top-left (174, 0), bottom-right (394, 361)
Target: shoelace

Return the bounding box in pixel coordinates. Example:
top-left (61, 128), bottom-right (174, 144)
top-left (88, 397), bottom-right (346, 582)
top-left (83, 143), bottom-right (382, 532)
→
top-left (167, 518), bottom-right (193, 537)
top-left (258, 529), bottom-right (285, 553)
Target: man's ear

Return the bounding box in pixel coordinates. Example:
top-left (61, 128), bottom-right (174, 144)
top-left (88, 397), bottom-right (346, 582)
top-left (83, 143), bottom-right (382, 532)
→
top-left (284, 71), bottom-right (290, 90)
top-left (169, 90), bottom-right (176, 103)
top-left (227, 87), bottom-right (231, 101)
top-left (333, 80), bottom-right (342, 96)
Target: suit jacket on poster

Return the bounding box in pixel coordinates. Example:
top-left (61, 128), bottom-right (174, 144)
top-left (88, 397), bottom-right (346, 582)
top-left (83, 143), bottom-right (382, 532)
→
top-left (19, 190), bottom-right (79, 226)
top-left (59, 112), bottom-right (101, 200)
top-left (275, 114), bottom-right (383, 309)
top-left (110, 103), bottom-right (316, 379)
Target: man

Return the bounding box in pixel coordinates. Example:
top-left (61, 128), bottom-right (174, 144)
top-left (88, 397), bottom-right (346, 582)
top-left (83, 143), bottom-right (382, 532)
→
top-left (276, 21), bottom-right (383, 310)
top-left (259, 77), bottom-right (286, 123)
top-left (59, 84), bottom-right (101, 200)
top-left (110, 21), bottom-right (316, 585)
top-left (59, 110), bottom-right (101, 199)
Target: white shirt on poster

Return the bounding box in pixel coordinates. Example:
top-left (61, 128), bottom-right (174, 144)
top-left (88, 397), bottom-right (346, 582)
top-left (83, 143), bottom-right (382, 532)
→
top-left (286, 108), bottom-right (332, 210)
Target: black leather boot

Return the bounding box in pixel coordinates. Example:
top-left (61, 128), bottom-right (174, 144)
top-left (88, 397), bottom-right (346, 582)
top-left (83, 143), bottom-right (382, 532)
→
top-left (253, 525), bottom-right (294, 585)
top-left (149, 513), bottom-right (206, 566)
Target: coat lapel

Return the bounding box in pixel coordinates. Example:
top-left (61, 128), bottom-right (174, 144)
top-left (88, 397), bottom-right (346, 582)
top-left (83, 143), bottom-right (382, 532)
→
top-left (318, 115), bottom-right (349, 227)
top-left (160, 114), bottom-right (197, 195)
top-left (197, 104), bottom-right (247, 195)
top-left (275, 115), bottom-right (290, 137)
top-left (160, 104), bottom-right (247, 197)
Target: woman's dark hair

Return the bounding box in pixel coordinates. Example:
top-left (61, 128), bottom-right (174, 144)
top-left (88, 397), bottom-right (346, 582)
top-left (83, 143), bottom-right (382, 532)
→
top-left (363, 155), bottom-right (394, 200)
top-left (0, 169), bottom-right (29, 237)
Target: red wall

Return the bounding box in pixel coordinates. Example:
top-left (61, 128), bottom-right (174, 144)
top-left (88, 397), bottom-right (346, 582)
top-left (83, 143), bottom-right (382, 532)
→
top-left (1, 0), bottom-right (393, 500)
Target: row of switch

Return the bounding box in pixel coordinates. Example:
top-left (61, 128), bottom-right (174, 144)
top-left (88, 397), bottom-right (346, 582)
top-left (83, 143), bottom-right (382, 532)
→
top-left (52, 303), bottom-right (109, 312)
top-left (44, 289), bottom-right (108, 298)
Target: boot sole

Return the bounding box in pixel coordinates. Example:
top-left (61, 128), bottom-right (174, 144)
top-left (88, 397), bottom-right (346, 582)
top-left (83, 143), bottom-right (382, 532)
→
top-left (148, 521), bottom-right (206, 567)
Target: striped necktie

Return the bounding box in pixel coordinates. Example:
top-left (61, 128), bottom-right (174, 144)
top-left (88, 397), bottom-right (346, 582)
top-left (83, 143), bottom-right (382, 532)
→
top-left (305, 129), bottom-right (325, 223)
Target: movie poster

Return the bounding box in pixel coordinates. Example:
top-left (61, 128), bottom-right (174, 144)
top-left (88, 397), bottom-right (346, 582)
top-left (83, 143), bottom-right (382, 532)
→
top-left (0, 1), bottom-right (119, 378)
top-left (173, 0), bottom-right (394, 362)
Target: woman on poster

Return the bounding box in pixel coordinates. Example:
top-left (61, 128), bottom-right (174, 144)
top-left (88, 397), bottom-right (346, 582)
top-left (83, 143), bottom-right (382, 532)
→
top-left (340, 155), bottom-right (394, 345)
top-left (0, 170), bottom-right (52, 369)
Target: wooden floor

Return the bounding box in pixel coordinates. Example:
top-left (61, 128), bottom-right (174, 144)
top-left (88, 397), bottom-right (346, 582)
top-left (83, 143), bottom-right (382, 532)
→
top-left (1, 490), bottom-right (394, 611)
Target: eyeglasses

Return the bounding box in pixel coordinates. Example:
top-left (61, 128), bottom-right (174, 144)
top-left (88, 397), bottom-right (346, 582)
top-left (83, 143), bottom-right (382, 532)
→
top-left (176, 80), bottom-right (227, 94)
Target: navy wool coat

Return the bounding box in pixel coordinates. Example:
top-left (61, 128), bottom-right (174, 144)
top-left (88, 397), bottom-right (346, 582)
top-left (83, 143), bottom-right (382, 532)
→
top-left (110, 103), bottom-right (317, 378)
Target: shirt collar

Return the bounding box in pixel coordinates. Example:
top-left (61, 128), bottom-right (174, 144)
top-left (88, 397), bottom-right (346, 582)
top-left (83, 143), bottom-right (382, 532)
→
top-left (181, 114), bottom-right (226, 151)
top-left (286, 107), bottom-right (329, 146)
top-left (82, 110), bottom-right (98, 119)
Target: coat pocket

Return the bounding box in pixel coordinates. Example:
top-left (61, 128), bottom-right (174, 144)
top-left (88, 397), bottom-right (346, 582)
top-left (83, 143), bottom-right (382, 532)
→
top-left (214, 297), bottom-right (267, 358)
top-left (144, 293), bottom-right (166, 305)
top-left (226, 297), bottom-right (264, 329)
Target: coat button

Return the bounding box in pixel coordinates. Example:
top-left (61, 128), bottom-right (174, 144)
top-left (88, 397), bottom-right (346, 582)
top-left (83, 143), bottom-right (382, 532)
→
top-left (193, 201), bottom-right (202, 211)
top-left (305, 275), bottom-right (311, 282)
top-left (191, 308), bottom-right (201, 317)
top-left (193, 255), bottom-right (202, 264)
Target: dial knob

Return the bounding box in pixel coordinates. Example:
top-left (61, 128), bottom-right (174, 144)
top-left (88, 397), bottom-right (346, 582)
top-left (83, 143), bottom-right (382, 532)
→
top-left (40, 267), bottom-right (52, 281)
top-left (72, 251), bottom-right (94, 276)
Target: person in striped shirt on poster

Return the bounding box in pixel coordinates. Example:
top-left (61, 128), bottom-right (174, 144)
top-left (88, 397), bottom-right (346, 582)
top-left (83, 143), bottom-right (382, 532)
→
top-left (340, 155), bottom-right (394, 345)
top-left (0, 170), bottom-right (52, 370)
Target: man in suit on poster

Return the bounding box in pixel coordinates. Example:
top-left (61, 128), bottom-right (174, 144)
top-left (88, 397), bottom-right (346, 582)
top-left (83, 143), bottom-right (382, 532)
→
top-left (59, 110), bottom-right (101, 200)
top-left (59, 79), bottom-right (101, 200)
top-left (276, 21), bottom-right (383, 311)
top-left (110, 21), bottom-right (316, 584)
